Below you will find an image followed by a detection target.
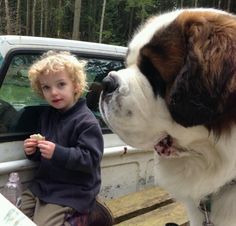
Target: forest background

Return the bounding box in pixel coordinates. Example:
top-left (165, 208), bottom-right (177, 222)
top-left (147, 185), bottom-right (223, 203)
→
top-left (0, 0), bottom-right (235, 47)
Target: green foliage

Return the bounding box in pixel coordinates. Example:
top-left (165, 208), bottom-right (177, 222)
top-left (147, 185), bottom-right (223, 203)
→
top-left (1, 0), bottom-right (236, 46)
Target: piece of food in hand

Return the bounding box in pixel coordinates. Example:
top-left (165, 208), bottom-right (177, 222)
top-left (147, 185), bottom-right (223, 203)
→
top-left (30, 133), bottom-right (45, 141)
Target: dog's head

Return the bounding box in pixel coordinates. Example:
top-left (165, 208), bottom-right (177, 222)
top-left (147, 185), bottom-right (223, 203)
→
top-left (99, 8), bottom-right (236, 149)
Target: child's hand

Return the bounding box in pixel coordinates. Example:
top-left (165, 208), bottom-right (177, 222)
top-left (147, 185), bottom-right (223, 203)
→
top-left (24, 138), bottom-right (38, 155)
top-left (37, 140), bottom-right (56, 159)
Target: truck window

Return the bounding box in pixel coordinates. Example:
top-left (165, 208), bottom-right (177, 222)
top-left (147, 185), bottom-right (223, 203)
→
top-left (0, 54), bottom-right (3, 67)
top-left (0, 53), bottom-right (124, 137)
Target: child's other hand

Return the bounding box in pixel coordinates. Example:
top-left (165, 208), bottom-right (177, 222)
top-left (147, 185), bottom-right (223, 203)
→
top-left (37, 140), bottom-right (56, 159)
top-left (24, 138), bottom-right (38, 155)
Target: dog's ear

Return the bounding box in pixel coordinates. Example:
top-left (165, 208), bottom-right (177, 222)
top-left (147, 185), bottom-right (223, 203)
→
top-left (180, 13), bottom-right (221, 91)
top-left (178, 12), bottom-right (236, 95)
top-left (168, 12), bottom-right (236, 133)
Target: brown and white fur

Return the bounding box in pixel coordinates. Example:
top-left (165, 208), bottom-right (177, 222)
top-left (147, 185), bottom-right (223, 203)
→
top-left (99, 8), bottom-right (236, 226)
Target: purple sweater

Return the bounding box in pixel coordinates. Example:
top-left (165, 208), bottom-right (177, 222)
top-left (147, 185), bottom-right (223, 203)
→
top-left (26, 98), bottom-right (104, 213)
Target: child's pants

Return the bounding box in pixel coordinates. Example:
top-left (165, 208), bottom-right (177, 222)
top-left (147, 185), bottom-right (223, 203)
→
top-left (20, 189), bottom-right (89, 226)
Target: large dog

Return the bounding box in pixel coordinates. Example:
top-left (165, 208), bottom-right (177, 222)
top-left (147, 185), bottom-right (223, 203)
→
top-left (99, 8), bottom-right (236, 226)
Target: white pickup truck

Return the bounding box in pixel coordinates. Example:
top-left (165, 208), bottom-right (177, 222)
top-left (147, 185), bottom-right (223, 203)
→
top-left (0, 35), bottom-right (154, 201)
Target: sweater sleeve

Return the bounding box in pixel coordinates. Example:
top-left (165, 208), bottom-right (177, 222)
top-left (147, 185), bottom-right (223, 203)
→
top-left (25, 148), bottom-right (41, 161)
top-left (51, 123), bottom-right (104, 173)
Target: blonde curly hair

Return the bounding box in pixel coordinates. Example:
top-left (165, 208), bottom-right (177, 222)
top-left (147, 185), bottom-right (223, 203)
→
top-left (28, 50), bottom-right (88, 100)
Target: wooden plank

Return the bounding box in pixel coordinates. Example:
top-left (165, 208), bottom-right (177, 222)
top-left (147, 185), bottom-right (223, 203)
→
top-left (115, 202), bottom-right (189, 226)
top-left (104, 186), bottom-right (173, 223)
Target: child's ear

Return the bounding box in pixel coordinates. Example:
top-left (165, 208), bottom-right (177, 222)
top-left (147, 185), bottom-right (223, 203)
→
top-left (74, 84), bottom-right (81, 93)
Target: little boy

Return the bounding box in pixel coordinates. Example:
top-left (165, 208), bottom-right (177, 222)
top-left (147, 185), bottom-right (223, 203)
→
top-left (21, 51), bottom-right (104, 226)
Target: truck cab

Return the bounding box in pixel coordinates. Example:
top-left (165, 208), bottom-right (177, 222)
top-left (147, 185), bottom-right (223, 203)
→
top-left (0, 35), bottom-right (154, 200)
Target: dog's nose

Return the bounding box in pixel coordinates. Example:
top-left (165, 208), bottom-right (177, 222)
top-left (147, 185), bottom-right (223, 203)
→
top-left (102, 72), bottom-right (119, 95)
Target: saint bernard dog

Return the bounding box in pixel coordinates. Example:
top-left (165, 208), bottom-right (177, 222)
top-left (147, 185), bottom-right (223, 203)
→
top-left (99, 8), bottom-right (236, 226)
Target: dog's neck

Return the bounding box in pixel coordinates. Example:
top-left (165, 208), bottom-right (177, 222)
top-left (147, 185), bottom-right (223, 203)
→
top-left (199, 195), bottom-right (213, 226)
top-left (199, 179), bottom-right (236, 225)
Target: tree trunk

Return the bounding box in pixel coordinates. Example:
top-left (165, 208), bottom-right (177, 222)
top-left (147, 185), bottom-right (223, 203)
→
top-left (26, 0), bottom-right (30, 35)
top-left (72, 0), bottom-right (82, 40)
top-left (16, 0), bottom-right (21, 35)
top-left (5, 0), bottom-right (12, 34)
top-left (0, 0), bottom-right (2, 34)
top-left (88, 0), bottom-right (97, 42)
top-left (212, 0), bottom-right (216, 8)
top-left (32, 0), bottom-right (36, 36)
top-left (87, 0), bottom-right (94, 41)
top-left (180, 0), bottom-right (184, 8)
top-left (128, 7), bottom-right (134, 39)
top-left (44, 0), bottom-right (48, 36)
top-left (40, 0), bottom-right (44, 36)
top-left (57, 0), bottom-right (62, 37)
top-left (227, 0), bottom-right (231, 11)
top-left (140, 3), bottom-right (145, 23)
top-left (99, 0), bottom-right (106, 43)
top-left (218, 0), bottom-right (221, 8)
top-left (194, 0), bottom-right (198, 7)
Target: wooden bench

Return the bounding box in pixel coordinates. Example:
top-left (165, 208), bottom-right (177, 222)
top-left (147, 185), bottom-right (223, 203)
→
top-left (103, 186), bottom-right (189, 226)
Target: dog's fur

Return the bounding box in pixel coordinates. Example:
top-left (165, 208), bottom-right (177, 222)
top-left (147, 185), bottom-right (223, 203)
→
top-left (99, 8), bottom-right (236, 226)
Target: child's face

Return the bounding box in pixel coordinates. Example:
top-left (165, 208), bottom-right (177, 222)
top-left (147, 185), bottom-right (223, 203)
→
top-left (39, 70), bottom-right (78, 111)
